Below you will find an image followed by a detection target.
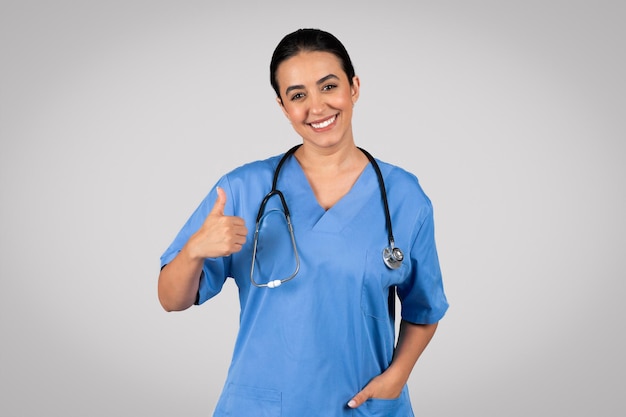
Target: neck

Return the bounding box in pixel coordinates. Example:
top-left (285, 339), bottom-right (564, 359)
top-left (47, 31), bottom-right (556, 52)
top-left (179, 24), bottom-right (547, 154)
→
top-left (294, 141), bottom-right (366, 173)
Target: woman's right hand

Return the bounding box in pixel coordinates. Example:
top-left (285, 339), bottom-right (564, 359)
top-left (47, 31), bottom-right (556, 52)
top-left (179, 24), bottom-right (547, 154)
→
top-left (158, 187), bottom-right (247, 311)
top-left (185, 186), bottom-right (248, 260)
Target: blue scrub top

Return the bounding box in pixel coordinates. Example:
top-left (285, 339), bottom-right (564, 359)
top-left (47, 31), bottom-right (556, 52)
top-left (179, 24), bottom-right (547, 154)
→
top-left (160, 152), bottom-right (448, 417)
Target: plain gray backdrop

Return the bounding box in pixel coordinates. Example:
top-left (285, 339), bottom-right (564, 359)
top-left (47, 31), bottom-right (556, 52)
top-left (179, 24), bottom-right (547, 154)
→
top-left (1, 0), bottom-right (624, 415)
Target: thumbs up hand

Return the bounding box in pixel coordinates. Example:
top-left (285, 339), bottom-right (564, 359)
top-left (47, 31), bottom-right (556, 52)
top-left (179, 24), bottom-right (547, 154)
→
top-left (186, 186), bottom-right (248, 259)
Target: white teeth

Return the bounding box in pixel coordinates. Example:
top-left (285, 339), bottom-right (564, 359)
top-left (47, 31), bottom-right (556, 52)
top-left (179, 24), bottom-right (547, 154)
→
top-left (311, 116), bottom-right (336, 129)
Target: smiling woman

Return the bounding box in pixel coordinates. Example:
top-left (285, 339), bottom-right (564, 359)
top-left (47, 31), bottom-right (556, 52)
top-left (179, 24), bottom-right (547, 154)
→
top-left (275, 51), bottom-right (360, 155)
top-left (158, 28), bottom-right (448, 417)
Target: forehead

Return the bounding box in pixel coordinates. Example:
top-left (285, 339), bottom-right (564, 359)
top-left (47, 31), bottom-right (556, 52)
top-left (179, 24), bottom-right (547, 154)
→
top-left (275, 51), bottom-right (346, 85)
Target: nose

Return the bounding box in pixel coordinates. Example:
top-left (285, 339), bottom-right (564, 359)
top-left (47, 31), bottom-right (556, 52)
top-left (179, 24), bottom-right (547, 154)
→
top-left (308, 91), bottom-right (326, 114)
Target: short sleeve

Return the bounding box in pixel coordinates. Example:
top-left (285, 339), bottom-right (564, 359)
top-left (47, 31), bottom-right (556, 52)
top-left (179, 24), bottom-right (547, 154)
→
top-left (397, 202), bottom-right (448, 324)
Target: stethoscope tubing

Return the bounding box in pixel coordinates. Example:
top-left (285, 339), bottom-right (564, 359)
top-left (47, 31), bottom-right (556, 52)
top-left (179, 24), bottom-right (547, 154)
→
top-left (250, 144), bottom-right (403, 288)
top-left (357, 147), bottom-right (396, 249)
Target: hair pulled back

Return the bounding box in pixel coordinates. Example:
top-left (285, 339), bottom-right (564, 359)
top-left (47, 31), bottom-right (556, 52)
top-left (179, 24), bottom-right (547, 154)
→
top-left (270, 28), bottom-right (356, 99)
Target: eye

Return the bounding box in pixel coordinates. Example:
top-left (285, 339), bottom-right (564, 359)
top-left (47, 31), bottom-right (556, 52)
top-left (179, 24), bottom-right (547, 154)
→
top-left (290, 92), bottom-right (305, 101)
top-left (322, 84), bottom-right (337, 92)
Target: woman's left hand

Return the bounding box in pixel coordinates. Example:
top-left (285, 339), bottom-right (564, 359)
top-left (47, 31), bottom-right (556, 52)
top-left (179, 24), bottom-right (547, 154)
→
top-left (347, 372), bottom-right (403, 409)
top-left (347, 321), bottom-right (439, 409)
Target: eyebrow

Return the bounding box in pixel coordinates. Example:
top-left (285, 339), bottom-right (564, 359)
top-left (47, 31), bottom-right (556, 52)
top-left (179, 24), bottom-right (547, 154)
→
top-left (284, 73), bottom-right (340, 96)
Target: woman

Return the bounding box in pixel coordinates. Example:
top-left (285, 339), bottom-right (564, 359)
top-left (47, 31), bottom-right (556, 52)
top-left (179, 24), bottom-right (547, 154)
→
top-left (158, 28), bottom-right (448, 416)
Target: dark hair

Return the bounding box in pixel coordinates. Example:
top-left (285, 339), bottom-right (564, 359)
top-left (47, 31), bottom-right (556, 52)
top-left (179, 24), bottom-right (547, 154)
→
top-left (270, 28), bottom-right (356, 99)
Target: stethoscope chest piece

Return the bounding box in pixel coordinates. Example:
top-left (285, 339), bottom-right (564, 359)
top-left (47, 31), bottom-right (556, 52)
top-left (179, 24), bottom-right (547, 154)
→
top-left (383, 246), bottom-right (404, 269)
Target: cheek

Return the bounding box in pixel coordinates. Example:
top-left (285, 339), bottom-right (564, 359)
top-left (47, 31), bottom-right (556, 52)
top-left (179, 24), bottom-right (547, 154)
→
top-left (334, 92), bottom-right (354, 109)
top-left (284, 105), bottom-right (306, 122)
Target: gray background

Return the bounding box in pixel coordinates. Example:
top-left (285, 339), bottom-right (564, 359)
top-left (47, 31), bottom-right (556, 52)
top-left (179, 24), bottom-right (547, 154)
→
top-left (1, 0), bottom-right (624, 415)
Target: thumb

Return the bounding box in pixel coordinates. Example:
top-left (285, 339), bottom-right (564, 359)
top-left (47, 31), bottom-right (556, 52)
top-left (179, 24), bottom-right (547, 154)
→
top-left (209, 186), bottom-right (227, 216)
top-left (347, 388), bottom-right (370, 409)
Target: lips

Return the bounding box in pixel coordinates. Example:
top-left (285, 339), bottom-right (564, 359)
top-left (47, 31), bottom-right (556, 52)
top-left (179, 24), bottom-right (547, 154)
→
top-left (309, 115), bottom-right (337, 129)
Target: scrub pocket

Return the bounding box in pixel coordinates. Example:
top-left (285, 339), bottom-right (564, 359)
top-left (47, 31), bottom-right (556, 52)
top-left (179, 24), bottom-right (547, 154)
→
top-left (352, 396), bottom-right (413, 417)
top-left (217, 383), bottom-right (281, 417)
top-left (361, 250), bottom-right (409, 321)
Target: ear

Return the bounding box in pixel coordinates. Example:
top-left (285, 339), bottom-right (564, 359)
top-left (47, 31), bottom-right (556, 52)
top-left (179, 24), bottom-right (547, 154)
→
top-left (276, 96), bottom-right (291, 120)
top-left (351, 75), bottom-right (361, 105)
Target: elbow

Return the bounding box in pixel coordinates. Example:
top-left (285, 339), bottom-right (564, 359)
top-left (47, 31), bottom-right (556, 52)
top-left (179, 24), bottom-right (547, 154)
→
top-left (158, 294), bottom-right (175, 312)
top-left (159, 300), bottom-right (177, 313)
top-left (159, 302), bottom-right (191, 313)
top-left (157, 284), bottom-right (194, 312)
top-left (157, 267), bottom-right (197, 312)
top-left (158, 293), bottom-right (193, 312)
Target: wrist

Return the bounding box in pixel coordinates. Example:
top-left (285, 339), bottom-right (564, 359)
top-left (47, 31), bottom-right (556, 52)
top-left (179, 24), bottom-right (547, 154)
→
top-left (181, 237), bottom-right (206, 263)
top-left (382, 364), bottom-right (410, 393)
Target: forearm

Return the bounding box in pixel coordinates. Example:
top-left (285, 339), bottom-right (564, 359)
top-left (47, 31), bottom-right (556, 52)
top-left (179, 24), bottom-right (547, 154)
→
top-left (384, 320), bottom-right (438, 392)
top-left (157, 243), bottom-right (204, 312)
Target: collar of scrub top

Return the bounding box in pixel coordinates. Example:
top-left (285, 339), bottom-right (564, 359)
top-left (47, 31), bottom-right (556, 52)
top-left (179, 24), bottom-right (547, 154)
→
top-left (250, 144), bottom-right (403, 289)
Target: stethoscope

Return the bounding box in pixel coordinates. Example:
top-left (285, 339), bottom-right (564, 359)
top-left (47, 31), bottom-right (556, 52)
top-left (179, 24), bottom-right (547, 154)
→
top-left (250, 144), bottom-right (404, 288)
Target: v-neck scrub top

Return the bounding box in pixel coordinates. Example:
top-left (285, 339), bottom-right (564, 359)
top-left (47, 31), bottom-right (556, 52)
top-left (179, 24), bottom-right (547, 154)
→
top-left (160, 152), bottom-right (448, 417)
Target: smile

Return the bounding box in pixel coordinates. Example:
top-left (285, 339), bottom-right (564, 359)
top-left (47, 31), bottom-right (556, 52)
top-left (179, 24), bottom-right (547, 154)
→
top-left (309, 115), bottom-right (336, 129)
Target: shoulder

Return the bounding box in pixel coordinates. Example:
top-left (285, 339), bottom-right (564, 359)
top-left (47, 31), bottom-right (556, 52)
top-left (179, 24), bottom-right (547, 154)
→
top-left (217, 153), bottom-right (286, 208)
top-left (224, 154), bottom-right (283, 180)
top-left (374, 158), bottom-right (432, 208)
